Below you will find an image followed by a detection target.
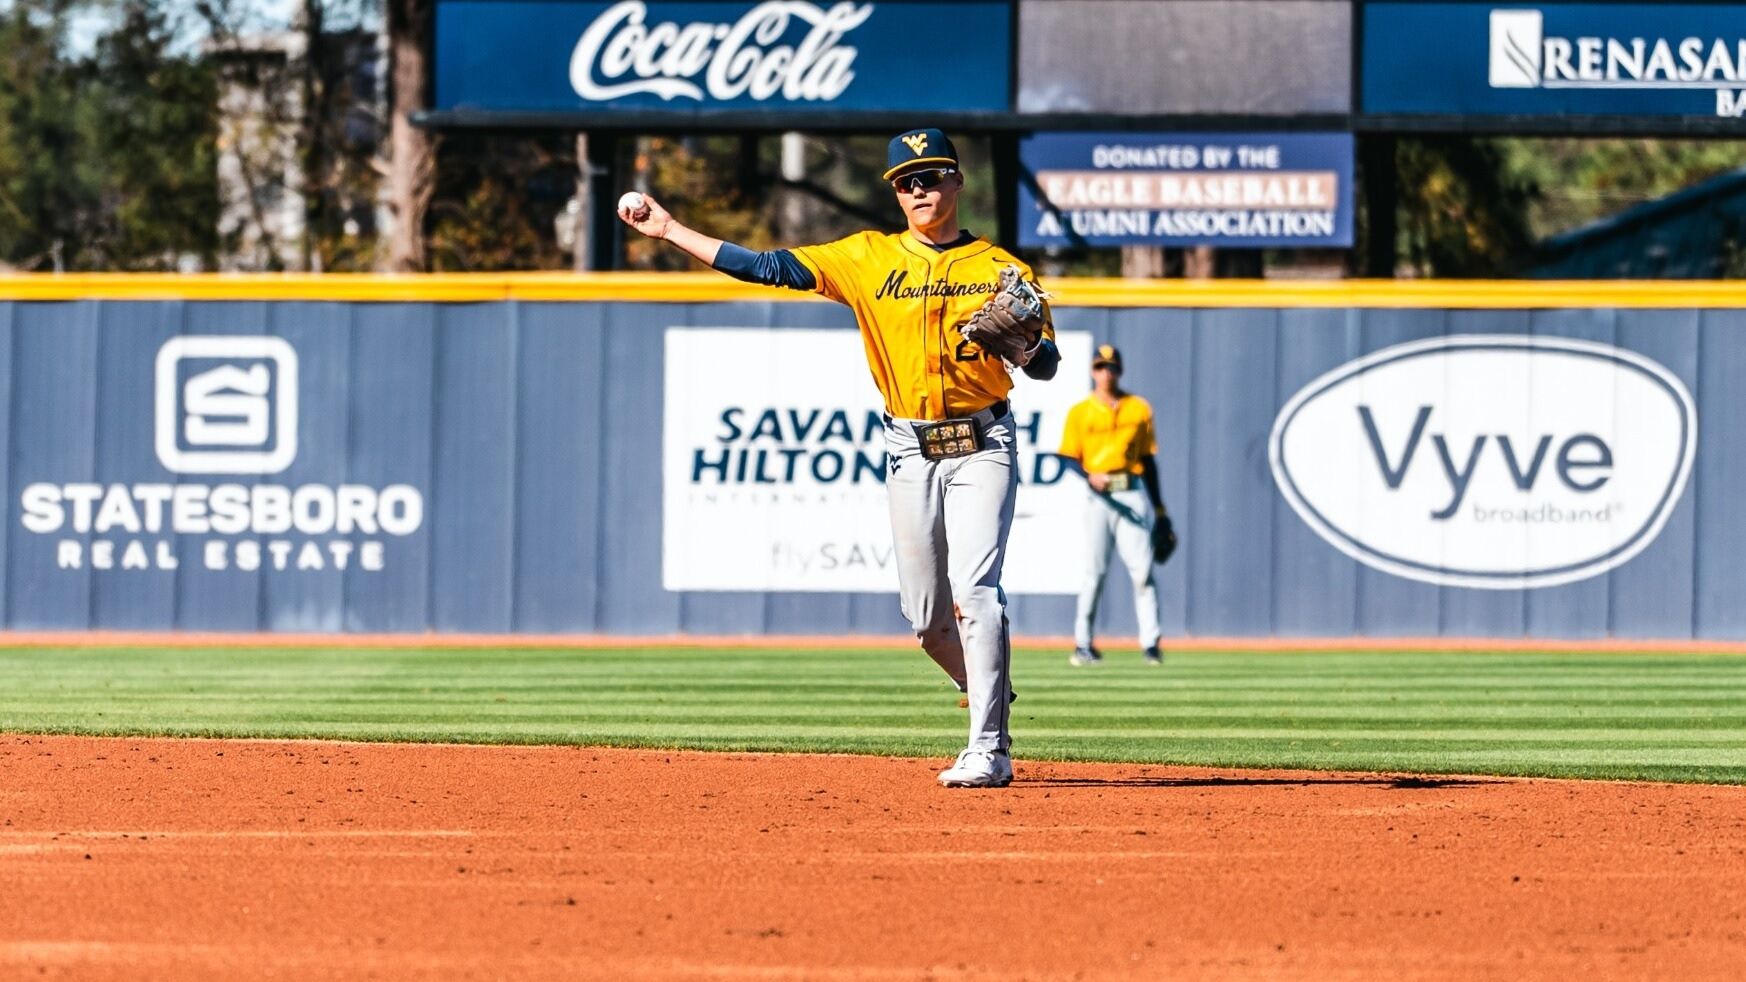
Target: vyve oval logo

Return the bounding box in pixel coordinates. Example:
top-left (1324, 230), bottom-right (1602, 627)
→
top-left (1269, 335), bottom-right (1697, 589)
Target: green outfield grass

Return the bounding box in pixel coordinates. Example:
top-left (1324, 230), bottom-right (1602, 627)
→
top-left (0, 645), bottom-right (1742, 784)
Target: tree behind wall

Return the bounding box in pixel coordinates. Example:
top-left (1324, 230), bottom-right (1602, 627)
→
top-left (304, 23), bottom-right (388, 271)
top-left (89, 4), bottom-right (222, 268)
top-left (0, 4), bottom-right (80, 269)
top-left (198, 0), bottom-right (388, 271)
top-left (1393, 137), bottom-right (1538, 278)
top-left (0, 1), bottom-right (219, 270)
top-left (426, 131), bottom-right (573, 271)
top-left (385, 0), bottom-right (433, 270)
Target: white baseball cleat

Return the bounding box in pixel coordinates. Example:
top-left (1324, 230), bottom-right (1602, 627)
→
top-left (937, 749), bottom-right (1013, 788)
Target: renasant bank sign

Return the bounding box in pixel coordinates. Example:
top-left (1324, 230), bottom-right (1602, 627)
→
top-left (1493, 9), bottom-right (1746, 115)
top-left (1364, 3), bottom-right (1746, 118)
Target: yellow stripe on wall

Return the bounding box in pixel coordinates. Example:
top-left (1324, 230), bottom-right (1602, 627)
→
top-left (6, 273), bottom-right (1746, 308)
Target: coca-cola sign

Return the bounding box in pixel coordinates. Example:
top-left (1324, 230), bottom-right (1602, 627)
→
top-left (570, 1), bottom-right (870, 102)
top-left (435, 0), bottom-right (1011, 114)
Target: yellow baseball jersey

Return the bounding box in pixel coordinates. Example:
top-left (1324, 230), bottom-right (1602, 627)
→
top-left (1059, 394), bottom-right (1158, 476)
top-left (790, 231), bottom-right (1055, 420)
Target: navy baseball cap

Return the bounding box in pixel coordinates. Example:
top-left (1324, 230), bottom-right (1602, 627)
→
top-left (1092, 344), bottom-right (1123, 370)
top-left (883, 128), bottom-right (959, 181)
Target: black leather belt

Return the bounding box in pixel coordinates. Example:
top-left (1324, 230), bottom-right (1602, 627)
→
top-left (883, 398), bottom-right (1009, 427)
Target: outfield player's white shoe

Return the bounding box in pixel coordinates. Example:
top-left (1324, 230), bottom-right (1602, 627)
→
top-left (1143, 646), bottom-right (1163, 665)
top-left (1069, 646), bottom-right (1103, 666)
top-left (937, 749), bottom-right (1013, 788)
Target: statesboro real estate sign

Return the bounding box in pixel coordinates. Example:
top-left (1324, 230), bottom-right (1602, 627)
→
top-left (1365, 3), bottom-right (1746, 118)
top-left (1017, 132), bottom-right (1355, 249)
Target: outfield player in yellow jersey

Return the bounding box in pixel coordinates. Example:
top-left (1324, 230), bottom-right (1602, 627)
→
top-left (618, 128), bottom-right (1060, 788)
top-left (1058, 345), bottom-right (1176, 666)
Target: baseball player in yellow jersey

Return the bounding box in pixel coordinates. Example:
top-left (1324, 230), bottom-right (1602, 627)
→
top-left (1058, 344), bottom-right (1176, 666)
top-left (618, 128), bottom-right (1060, 789)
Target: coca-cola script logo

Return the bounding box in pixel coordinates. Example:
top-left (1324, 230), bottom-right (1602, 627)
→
top-left (569, 0), bottom-right (873, 103)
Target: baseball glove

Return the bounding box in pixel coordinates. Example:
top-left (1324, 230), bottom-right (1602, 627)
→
top-left (1151, 512), bottom-right (1178, 565)
top-left (962, 265), bottom-right (1049, 367)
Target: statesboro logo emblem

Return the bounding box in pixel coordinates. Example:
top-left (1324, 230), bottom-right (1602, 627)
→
top-left (1269, 336), bottom-right (1697, 590)
top-left (155, 335), bottom-right (298, 474)
top-left (1489, 8), bottom-right (1746, 115)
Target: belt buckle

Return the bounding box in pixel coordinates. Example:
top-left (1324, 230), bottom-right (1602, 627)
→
top-left (914, 418), bottom-right (985, 461)
top-left (1104, 472), bottom-right (1133, 493)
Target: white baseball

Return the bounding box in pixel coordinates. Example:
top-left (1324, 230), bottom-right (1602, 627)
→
top-left (618, 191), bottom-right (649, 221)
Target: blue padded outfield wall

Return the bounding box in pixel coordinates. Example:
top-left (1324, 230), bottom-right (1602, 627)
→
top-left (0, 289), bottom-right (1740, 639)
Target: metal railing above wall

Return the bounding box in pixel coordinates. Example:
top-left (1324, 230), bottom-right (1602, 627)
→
top-left (8, 274), bottom-right (1746, 308)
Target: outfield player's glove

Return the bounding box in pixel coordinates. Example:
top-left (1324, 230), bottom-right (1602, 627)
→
top-left (1151, 512), bottom-right (1178, 565)
top-left (962, 265), bottom-right (1049, 368)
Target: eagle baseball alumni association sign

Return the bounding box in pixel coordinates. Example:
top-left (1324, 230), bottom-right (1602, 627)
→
top-left (1270, 336), bottom-right (1697, 590)
top-left (1018, 132), bottom-right (1355, 250)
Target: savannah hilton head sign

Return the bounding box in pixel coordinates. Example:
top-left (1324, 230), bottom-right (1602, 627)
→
top-left (434, 0), bottom-right (1011, 114)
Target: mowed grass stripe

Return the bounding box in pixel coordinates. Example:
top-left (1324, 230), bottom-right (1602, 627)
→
top-left (17, 672), bottom-right (1739, 693)
top-left (15, 691), bottom-right (1746, 737)
top-left (20, 693), bottom-right (1746, 726)
top-left (0, 647), bottom-right (1742, 783)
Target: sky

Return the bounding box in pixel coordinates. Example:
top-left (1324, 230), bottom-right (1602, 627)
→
top-left (9, 0), bottom-right (365, 57)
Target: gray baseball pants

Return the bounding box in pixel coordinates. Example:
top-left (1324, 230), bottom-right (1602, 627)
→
top-left (883, 408), bottom-right (1017, 754)
top-left (1074, 485), bottom-right (1161, 651)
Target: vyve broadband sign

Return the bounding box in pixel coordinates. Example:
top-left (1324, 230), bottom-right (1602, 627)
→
top-left (1270, 336), bottom-right (1696, 590)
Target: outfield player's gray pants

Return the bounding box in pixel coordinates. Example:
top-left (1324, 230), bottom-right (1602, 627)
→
top-left (1074, 485), bottom-right (1161, 651)
top-left (883, 410), bottom-right (1017, 755)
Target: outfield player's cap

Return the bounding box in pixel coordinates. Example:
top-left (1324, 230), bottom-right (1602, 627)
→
top-left (1093, 344), bottom-right (1124, 370)
top-left (883, 128), bottom-right (960, 181)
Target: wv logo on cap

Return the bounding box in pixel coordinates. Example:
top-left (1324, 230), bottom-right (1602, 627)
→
top-left (902, 133), bottom-right (929, 156)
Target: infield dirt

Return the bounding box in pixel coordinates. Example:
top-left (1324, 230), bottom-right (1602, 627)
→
top-left (1, 735), bottom-right (1741, 980)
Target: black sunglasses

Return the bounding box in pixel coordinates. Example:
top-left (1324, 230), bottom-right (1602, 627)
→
top-left (892, 167), bottom-right (957, 192)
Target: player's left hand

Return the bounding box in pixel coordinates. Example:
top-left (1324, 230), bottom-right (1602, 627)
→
top-left (962, 266), bottom-right (1047, 367)
top-left (1151, 512), bottom-right (1177, 565)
